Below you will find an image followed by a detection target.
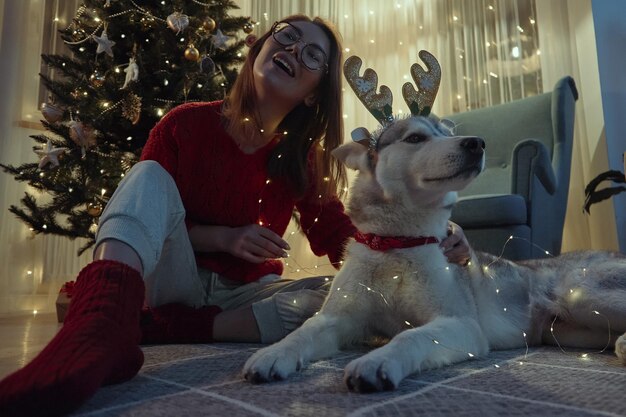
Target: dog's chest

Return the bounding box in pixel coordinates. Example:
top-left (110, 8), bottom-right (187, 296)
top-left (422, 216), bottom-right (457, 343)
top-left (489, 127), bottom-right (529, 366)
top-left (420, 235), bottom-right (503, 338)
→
top-left (342, 244), bottom-right (473, 329)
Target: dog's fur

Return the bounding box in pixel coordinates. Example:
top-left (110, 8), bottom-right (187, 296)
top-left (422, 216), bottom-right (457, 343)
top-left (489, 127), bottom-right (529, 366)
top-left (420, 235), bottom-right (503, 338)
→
top-left (243, 116), bottom-right (626, 392)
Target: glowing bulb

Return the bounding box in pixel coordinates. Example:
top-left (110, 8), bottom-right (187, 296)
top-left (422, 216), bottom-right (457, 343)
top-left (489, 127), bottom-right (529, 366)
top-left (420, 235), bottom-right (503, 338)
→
top-left (468, 353), bottom-right (474, 357)
top-left (293, 299), bottom-right (297, 304)
top-left (101, 188), bottom-right (106, 196)
top-left (27, 270), bottom-right (33, 275)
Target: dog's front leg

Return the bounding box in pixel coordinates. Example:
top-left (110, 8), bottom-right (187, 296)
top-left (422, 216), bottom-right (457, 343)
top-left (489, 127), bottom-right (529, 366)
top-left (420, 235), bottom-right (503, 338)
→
top-left (243, 313), bottom-right (356, 383)
top-left (344, 316), bottom-right (489, 392)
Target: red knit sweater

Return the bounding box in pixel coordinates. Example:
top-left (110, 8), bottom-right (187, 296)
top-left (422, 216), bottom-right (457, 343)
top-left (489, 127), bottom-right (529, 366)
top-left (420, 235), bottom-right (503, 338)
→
top-left (141, 101), bottom-right (356, 283)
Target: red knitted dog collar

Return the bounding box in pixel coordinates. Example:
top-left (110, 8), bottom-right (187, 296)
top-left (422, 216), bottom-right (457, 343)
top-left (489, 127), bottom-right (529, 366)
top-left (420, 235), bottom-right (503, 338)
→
top-left (353, 231), bottom-right (440, 251)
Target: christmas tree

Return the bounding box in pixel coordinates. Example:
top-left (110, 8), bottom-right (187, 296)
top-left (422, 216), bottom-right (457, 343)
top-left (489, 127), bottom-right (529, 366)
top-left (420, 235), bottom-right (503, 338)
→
top-left (1, 0), bottom-right (254, 254)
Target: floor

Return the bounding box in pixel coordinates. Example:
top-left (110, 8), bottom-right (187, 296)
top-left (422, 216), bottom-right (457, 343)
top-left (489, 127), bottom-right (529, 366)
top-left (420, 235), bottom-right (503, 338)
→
top-left (1, 313), bottom-right (626, 416)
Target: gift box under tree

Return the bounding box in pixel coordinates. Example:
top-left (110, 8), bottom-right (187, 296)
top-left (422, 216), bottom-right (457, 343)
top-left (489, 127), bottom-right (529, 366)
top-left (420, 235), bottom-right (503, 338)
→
top-left (55, 281), bottom-right (75, 323)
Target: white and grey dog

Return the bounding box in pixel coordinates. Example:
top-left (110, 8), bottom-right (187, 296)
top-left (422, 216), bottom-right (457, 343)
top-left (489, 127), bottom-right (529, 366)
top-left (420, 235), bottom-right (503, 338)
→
top-left (243, 116), bottom-right (626, 392)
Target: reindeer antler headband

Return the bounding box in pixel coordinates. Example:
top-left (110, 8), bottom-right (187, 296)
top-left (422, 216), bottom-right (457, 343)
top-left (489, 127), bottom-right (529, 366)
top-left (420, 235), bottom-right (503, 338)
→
top-left (343, 50), bottom-right (441, 153)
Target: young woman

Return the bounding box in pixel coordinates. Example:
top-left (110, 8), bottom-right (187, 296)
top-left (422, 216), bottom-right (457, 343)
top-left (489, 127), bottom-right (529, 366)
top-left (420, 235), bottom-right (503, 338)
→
top-left (0, 15), bottom-right (470, 417)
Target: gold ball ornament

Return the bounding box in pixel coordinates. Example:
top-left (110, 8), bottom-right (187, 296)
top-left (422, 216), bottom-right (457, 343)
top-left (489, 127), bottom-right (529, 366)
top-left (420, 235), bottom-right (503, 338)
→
top-left (87, 201), bottom-right (103, 217)
top-left (243, 22), bottom-right (254, 34)
top-left (89, 70), bottom-right (106, 87)
top-left (203, 17), bottom-right (216, 32)
top-left (184, 45), bottom-right (200, 61)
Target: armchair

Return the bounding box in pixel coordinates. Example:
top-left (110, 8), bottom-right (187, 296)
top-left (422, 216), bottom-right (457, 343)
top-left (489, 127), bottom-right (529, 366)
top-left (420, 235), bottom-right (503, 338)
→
top-left (447, 77), bottom-right (578, 260)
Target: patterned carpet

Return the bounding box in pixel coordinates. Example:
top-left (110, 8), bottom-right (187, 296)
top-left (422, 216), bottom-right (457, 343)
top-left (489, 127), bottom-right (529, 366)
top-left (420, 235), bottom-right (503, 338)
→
top-left (69, 343), bottom-right (626, 416)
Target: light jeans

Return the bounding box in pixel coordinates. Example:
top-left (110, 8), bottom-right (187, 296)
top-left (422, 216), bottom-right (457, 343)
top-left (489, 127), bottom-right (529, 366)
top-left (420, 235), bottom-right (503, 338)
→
top-left (95, 160), bottom-right (330, 342)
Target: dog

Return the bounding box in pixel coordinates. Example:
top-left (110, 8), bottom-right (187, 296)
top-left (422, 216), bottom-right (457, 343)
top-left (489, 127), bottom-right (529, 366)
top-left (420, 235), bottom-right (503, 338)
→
top-left (243, 115), bottom-right (626, 392)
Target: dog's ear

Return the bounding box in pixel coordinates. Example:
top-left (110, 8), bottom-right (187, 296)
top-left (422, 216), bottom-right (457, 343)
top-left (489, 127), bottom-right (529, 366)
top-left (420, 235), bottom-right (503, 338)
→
top-left (331, 142), bottom-right (369, 171)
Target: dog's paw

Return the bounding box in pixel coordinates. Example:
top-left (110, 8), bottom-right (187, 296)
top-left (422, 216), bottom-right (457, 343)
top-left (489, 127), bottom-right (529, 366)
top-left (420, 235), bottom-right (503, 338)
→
top-left (616, 333), bottom-right (626, 365)
top-left (243, 345), bottom-right (304, 383)
top-left (344, 353), bottom-right (403, 393)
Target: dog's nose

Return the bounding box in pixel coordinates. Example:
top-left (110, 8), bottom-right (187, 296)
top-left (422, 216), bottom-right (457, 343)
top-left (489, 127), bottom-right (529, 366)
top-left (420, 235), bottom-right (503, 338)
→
top-left (460, 137), bottom-right (485, 154)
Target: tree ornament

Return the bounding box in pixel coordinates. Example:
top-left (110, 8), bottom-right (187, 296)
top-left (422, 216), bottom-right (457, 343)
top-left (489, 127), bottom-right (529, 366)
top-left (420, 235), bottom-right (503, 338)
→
top-left (199, 55), bottom-right (215, 74)
top-left (93, 28), bottom-right (115, 57)
top-left (245, 34), bottom-right (258, 48)
top-left (69, 121), bottom-right (97, 156)
top-left (166, 12), bottom-right (189, 35)
top-left (202, 17), bottom-right (216, 32)
top-left (184, 45), bottom-right (200, 61)
top-left (41, 102), bottom-right (64, 123)
top-left (121, 93), bottom-right (142, 124)
top-left (89, 70), bottom-right (106, 87)
top-left (211, 29), bottom-right (230, 49)
top-left (121, 57), bottom-right (139, 89)
top-left (35, 140), bottom-right (67, 169)
top-left (243, 22), bottom-right (254, 34)
top-left (86, 201), bottom-right (103, 217)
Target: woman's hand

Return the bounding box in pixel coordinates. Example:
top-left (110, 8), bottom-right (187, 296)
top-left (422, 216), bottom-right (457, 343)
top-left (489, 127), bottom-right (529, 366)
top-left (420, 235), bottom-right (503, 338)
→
top-left (440, 221), bottom-right (471, 265)
top-left (221, 224), bottom-right (290, 264)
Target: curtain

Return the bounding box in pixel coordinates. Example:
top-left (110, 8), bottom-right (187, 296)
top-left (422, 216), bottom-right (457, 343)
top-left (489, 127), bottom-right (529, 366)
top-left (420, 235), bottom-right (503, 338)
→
top-left (535, 0), bottom-right (618, 251)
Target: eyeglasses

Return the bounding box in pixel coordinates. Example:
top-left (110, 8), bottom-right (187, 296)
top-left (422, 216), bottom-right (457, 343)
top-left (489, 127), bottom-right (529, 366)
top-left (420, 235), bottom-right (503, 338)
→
top-left (271, 21), bottom-right (329, 72)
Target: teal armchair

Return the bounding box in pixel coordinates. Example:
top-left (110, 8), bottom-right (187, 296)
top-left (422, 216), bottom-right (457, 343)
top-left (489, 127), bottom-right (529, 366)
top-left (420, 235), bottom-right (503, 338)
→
top-left (447, 77), bottom-right (578, 260)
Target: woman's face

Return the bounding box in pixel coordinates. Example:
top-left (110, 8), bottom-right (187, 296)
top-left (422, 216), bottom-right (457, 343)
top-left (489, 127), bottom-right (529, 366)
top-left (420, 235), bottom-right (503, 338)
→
top-left (253, 20), bottom-right (331, 107)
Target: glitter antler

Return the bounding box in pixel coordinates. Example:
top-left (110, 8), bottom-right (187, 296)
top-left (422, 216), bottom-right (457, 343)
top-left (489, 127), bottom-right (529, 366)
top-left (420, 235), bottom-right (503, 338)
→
top-left (343, 56), bottom-right (394, 125)
top-left (402, 50), bottom-right (441, 117)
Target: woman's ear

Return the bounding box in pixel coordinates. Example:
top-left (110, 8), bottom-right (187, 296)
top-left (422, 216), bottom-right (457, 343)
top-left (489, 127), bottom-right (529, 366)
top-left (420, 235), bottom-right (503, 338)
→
top-left (304, 94), bottom-right (317, 107)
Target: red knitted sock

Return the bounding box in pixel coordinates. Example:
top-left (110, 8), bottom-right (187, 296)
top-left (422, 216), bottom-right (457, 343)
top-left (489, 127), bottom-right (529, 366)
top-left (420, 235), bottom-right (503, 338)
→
top-left (0, 260), bottom-right (145, 417)
top-left (140, 303), bottom-right (222, 344)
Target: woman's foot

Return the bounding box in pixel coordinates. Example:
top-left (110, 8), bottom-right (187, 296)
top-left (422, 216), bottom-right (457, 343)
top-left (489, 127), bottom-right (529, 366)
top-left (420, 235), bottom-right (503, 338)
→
top-left (0, 260), bottom-right (145, 417)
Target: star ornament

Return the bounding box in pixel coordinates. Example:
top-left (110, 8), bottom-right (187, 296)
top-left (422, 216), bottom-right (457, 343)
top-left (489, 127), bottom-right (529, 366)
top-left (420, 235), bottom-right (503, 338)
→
top-left (211, 29), bottom-right (230, 49)
top-left (35, 140), bottom-right (68, 169)
top-left (93, 29), bottom-right (115, 57)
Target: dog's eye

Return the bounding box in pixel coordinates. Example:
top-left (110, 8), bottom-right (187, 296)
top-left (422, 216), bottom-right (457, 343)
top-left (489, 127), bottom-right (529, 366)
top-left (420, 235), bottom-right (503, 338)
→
top-left (403, 133), bottom-right (428, 144)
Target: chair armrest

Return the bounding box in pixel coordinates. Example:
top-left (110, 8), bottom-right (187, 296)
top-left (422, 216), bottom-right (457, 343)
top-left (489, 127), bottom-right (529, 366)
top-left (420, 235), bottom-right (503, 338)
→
top-left (511, 139), bottom-right (557, 196)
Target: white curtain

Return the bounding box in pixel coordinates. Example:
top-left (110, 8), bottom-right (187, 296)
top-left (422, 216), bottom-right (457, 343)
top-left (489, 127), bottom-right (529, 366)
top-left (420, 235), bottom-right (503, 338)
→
top-left (0, 0), bottom-right (616, 316)
top-left (535, 0), bottom-right (618, 251)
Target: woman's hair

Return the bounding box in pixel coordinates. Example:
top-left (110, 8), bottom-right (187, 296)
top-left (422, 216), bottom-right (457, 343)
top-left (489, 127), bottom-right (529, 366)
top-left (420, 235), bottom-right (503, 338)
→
top-left (223, 14), bottom-right (347, 201)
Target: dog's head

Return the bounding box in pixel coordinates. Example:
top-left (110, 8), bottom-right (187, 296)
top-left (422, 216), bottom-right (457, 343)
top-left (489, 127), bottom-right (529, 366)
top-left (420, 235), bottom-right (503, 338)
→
top-left (333, 116), bottom-right (485, 205)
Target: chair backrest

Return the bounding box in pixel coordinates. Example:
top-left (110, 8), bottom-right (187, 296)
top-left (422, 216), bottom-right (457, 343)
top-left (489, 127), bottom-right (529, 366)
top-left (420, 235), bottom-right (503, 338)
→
top-left (445, 77), bottom-right (578, 198)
